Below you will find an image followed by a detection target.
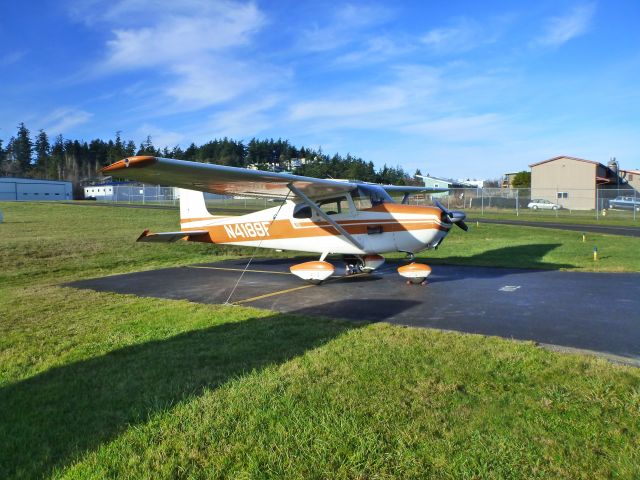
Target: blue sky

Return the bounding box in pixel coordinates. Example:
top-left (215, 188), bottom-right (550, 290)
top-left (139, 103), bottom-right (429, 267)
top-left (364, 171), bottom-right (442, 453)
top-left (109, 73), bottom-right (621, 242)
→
top-left (1, 0), bottom-right (639, 179)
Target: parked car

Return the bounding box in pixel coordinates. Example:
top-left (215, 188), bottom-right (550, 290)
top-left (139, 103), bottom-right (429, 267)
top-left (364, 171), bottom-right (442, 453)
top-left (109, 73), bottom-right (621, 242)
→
top-left (608, 196), bottom-right (640, 211)
top-left (527, 199), bottom-right (561, 210)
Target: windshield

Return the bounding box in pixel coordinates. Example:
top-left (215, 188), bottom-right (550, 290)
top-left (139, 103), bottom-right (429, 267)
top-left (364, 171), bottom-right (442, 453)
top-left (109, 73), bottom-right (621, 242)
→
top-left (352, 184), bottom-right (394, 209)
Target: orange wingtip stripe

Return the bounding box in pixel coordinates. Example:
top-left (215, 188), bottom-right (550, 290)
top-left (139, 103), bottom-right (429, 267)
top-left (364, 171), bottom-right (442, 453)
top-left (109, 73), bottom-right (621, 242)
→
top-left (101, 156), bottom-right (156, 173)
top-left (398, 263), bottom-right (432, 273)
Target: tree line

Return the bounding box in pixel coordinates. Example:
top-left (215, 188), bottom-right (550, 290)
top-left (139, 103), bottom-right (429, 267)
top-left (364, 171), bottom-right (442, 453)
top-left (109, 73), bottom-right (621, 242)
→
top-left (0, 122), bottom-right (421, 187)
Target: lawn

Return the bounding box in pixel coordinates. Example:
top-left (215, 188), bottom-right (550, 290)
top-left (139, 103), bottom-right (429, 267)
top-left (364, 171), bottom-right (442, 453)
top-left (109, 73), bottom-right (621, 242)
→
top-left (465, 206), bottom-right (639, 226)
top-left (1, 201), bottom-right (639, 479)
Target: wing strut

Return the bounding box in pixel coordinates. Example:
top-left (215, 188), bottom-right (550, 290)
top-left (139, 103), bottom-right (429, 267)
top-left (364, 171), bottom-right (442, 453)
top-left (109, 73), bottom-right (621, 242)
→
top-left (287, 183), bottom-right (364, 251)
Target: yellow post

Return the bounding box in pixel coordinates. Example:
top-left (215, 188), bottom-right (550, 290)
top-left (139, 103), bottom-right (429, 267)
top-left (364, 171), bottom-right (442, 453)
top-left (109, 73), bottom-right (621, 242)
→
top-left (593, 247), bottom-right (598, 261)
top-left (582, 234), bottom-right (586, 242)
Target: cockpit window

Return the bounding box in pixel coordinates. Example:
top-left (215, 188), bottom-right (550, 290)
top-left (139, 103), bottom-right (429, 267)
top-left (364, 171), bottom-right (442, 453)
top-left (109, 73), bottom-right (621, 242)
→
top-left (318, 196), bottom-right (350, 215)
top-left (352, 185), bottom-right (393, 210)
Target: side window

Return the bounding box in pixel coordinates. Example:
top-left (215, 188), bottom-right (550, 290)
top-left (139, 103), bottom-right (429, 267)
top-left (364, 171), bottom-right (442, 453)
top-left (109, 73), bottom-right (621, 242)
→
top-left (318, 197), bottom-right (350, 215)
top-left (352, 196), bottom-right (372, 210)
top-left (293, 205), bottom-right (312, 219)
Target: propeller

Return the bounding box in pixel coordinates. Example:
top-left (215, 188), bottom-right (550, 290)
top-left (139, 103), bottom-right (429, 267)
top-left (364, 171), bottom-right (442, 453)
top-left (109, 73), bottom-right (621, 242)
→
top-left (434, 200), bottom-right (468, 231)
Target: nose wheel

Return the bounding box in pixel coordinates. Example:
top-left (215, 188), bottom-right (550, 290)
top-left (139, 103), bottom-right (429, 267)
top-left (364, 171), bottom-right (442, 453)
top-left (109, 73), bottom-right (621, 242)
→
top-left (398, 263), bottom-right (432, 286)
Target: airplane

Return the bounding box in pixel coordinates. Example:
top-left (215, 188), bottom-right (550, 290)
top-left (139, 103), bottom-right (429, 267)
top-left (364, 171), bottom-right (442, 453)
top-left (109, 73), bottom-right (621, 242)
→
top-left (101, 156), bottom-right (467, 285)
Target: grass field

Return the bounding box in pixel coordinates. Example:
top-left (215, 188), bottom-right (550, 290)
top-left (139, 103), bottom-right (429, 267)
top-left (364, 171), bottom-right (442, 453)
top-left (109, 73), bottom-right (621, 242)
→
top-left (1, 201), bottom-right (639, 479)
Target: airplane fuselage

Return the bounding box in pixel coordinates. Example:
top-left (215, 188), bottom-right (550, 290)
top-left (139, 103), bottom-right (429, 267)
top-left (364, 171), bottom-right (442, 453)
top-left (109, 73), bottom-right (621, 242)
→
top-left (180, 202), bottom-right (451, 255)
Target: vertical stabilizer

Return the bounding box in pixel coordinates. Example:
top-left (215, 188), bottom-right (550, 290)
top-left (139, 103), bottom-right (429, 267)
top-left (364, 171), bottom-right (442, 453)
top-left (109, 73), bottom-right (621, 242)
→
top-left (179, 188), bottom-right (214, 221)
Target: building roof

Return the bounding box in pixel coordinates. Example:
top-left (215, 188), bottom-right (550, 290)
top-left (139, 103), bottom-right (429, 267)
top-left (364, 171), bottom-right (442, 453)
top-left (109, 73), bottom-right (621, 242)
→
top-left (416, 174), bottom-right (451, 183)
top-left (0, 177), bottom-right (71, 185)
top-left (620, 168), bottom-right (640, 174)
top-left (529, 155), bottom-right (604, 168)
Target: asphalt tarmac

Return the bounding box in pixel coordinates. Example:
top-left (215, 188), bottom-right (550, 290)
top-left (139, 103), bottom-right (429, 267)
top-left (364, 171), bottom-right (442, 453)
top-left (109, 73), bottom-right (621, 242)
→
top-left (69, 258), bottom-right (640, 363)
top-left (474, 218), bottom-right (640, 237)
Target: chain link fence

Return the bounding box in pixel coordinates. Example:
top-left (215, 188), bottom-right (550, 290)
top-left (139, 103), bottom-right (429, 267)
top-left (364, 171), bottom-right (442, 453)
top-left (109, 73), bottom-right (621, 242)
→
top-left (406, 187), bottom-right (639, 221)
top-left (94, 184), bottom-right (639, 221)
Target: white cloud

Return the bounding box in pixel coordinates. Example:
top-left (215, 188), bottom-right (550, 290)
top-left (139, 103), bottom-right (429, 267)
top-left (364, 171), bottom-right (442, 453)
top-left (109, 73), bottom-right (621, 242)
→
top-left (421, 18), bottom-right (484, 54)
top-left (289, 86), bottom-right (407, 121)
top-left (296, 3), bottom-right (393, 53)
top-left (334, 36), bottom-right (410, 66)
top-left (134, 124), bottom-right (185, 149)
top-left (0, 50), bottom-right (27, 66)
top-left (74, 1), bottom-right (270, 111)
top-left (400, 113), bottom-right (506, 142)
top-left (198, 95), bottom-right (283, 140)
top-left (40, 108), bottom-right (93, 135)
top-left (534, 3), bottom-right (596, 47)
top-left (103, 5), bottom-right (264, 69)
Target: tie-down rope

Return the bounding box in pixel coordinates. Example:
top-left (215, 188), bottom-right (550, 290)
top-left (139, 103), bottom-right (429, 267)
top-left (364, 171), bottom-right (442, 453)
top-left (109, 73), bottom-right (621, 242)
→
top-left (224, 189), bottom-right (292, 305)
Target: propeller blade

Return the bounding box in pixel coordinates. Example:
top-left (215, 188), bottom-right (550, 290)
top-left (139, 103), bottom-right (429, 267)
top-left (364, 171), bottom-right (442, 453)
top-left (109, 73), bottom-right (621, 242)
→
top-left (433, 200), bottom-right (467, 231)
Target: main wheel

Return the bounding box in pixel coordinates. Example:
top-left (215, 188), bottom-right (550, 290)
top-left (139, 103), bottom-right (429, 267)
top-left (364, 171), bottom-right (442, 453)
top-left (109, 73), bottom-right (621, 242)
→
top-left (532, 205), bottom-right (538, 210)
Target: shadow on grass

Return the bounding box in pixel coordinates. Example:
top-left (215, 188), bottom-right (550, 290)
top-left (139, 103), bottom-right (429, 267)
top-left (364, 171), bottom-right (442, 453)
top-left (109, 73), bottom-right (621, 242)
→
top-left (424, 243), bottom-right (576, 272)
top-left (0, 299), bottom-right (415, 479)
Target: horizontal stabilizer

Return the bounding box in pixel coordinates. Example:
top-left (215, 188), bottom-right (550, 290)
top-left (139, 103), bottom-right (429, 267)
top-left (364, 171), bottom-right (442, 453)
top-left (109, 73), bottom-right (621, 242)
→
top-left (136, 229), bottom-right (209, 243)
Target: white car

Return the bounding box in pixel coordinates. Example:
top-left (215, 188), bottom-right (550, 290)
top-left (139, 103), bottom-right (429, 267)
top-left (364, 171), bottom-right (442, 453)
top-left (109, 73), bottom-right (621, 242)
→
top-left (527, 199), bottom-right (561, 210)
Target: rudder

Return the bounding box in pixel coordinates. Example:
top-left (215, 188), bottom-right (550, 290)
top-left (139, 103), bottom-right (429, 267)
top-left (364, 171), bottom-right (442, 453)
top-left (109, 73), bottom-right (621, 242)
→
top-left (179, 188), bottom-right (214, 221)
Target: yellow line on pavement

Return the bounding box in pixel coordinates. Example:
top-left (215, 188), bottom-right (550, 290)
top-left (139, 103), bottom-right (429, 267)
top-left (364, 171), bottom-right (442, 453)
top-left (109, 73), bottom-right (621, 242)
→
top-left (233, 271), bottom-right (372, 305)
top-left (234, 284), bottom-right (316, 304)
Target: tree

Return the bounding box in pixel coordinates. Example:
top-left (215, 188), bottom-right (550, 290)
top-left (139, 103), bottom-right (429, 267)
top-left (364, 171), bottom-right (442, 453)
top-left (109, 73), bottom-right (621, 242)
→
top-left (511, 171), bottom-right (531, 188)
top-left (13, 123), bottom-right (33, 175)
top-left (50, 135), bottom-right (65, 180)
top-left (34, 129), bottom-right (51, 177)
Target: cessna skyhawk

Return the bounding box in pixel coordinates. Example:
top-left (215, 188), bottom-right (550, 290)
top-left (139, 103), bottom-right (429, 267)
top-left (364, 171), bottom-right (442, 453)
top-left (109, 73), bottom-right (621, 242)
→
top-left (101, 156), bottom-right (467, 284)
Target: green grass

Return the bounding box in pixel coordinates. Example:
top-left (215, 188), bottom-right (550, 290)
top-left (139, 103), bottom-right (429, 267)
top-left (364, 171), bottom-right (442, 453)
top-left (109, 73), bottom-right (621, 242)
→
top-left (466, 207), bottom-right (640, 226)
top-left (417, 221), bottom-right (640, 272)
top-left (1, 202), bottom-right (639, 479)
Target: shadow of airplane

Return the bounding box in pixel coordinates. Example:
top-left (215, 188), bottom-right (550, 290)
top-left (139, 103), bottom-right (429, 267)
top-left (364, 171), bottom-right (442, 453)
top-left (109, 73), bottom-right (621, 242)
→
top-left (0, 299), bottom-right (418, 479)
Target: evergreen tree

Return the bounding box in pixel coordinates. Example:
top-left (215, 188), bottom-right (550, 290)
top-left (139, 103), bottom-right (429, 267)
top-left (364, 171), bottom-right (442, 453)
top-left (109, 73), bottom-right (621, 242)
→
top-left (14, 122), bottom-right (33, 175)
top-left (50, 135), bottom-right (65, 180)
top-left (124, 140), bottom-right (137, 157)
top-left (34, 129), bottom-right (51, 177)
top-left (137, 135), bottom-right (156, 156)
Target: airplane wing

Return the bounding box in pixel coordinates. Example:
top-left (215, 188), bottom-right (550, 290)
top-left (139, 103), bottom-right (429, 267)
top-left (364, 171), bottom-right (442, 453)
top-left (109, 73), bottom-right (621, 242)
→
top-left (101, 156), bottom-right (448, 201)
top-left (382, 185), bottom-right (449, 195)
top-left (102, 156), bottom-right (355, 200)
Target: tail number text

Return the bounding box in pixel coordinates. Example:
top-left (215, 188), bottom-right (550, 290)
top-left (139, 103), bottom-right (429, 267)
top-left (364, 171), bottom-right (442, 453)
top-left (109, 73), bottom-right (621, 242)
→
top-left (224, 222), bottom-right (272, 239)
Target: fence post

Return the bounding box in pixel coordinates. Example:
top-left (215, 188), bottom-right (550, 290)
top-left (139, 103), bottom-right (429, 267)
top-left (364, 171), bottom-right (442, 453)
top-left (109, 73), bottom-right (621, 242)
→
top-left (481, 188), bottom-right (484, 216)
top-left (516, 189), bottom-right (519, 216)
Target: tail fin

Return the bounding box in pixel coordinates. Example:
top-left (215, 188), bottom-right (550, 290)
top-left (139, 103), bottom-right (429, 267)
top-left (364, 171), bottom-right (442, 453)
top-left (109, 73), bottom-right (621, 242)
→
top-left (179, 188), bottom-right (215, 222)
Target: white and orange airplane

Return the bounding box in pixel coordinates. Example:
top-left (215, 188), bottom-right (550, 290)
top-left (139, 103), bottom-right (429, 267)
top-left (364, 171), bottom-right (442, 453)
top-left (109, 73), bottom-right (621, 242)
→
top-left (102, 156), bottom-right (467, 284)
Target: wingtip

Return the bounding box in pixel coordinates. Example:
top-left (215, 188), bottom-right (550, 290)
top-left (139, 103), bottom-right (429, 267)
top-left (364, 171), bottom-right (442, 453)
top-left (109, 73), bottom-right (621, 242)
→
top-left (136, 229), bottom-right (151, 242)
top-left (101, 156), bottom-right (157, 173)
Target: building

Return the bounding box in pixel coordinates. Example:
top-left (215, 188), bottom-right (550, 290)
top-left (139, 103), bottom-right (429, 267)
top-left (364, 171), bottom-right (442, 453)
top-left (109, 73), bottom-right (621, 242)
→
top-left (84, 182), bottom-right (177, 202)
top-left (84, 182), bottom-right (229, 202)
top-left (501, 172), bottom-right (520, 189)
top-left (416, 175), bottom-right (452, 198)
top-left (0, 177), bottom-right (73, 201)
top-left (619, 168), bottom-right (640, 192)
top-left (530, 156), bottom-right (638, 210)
top-left (457, 179), bottom-right (485, 188)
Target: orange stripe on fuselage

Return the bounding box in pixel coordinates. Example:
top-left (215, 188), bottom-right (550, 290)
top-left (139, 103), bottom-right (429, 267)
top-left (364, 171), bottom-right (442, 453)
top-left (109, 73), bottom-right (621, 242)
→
top-left (181, 217), bottom-right (449, 244)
